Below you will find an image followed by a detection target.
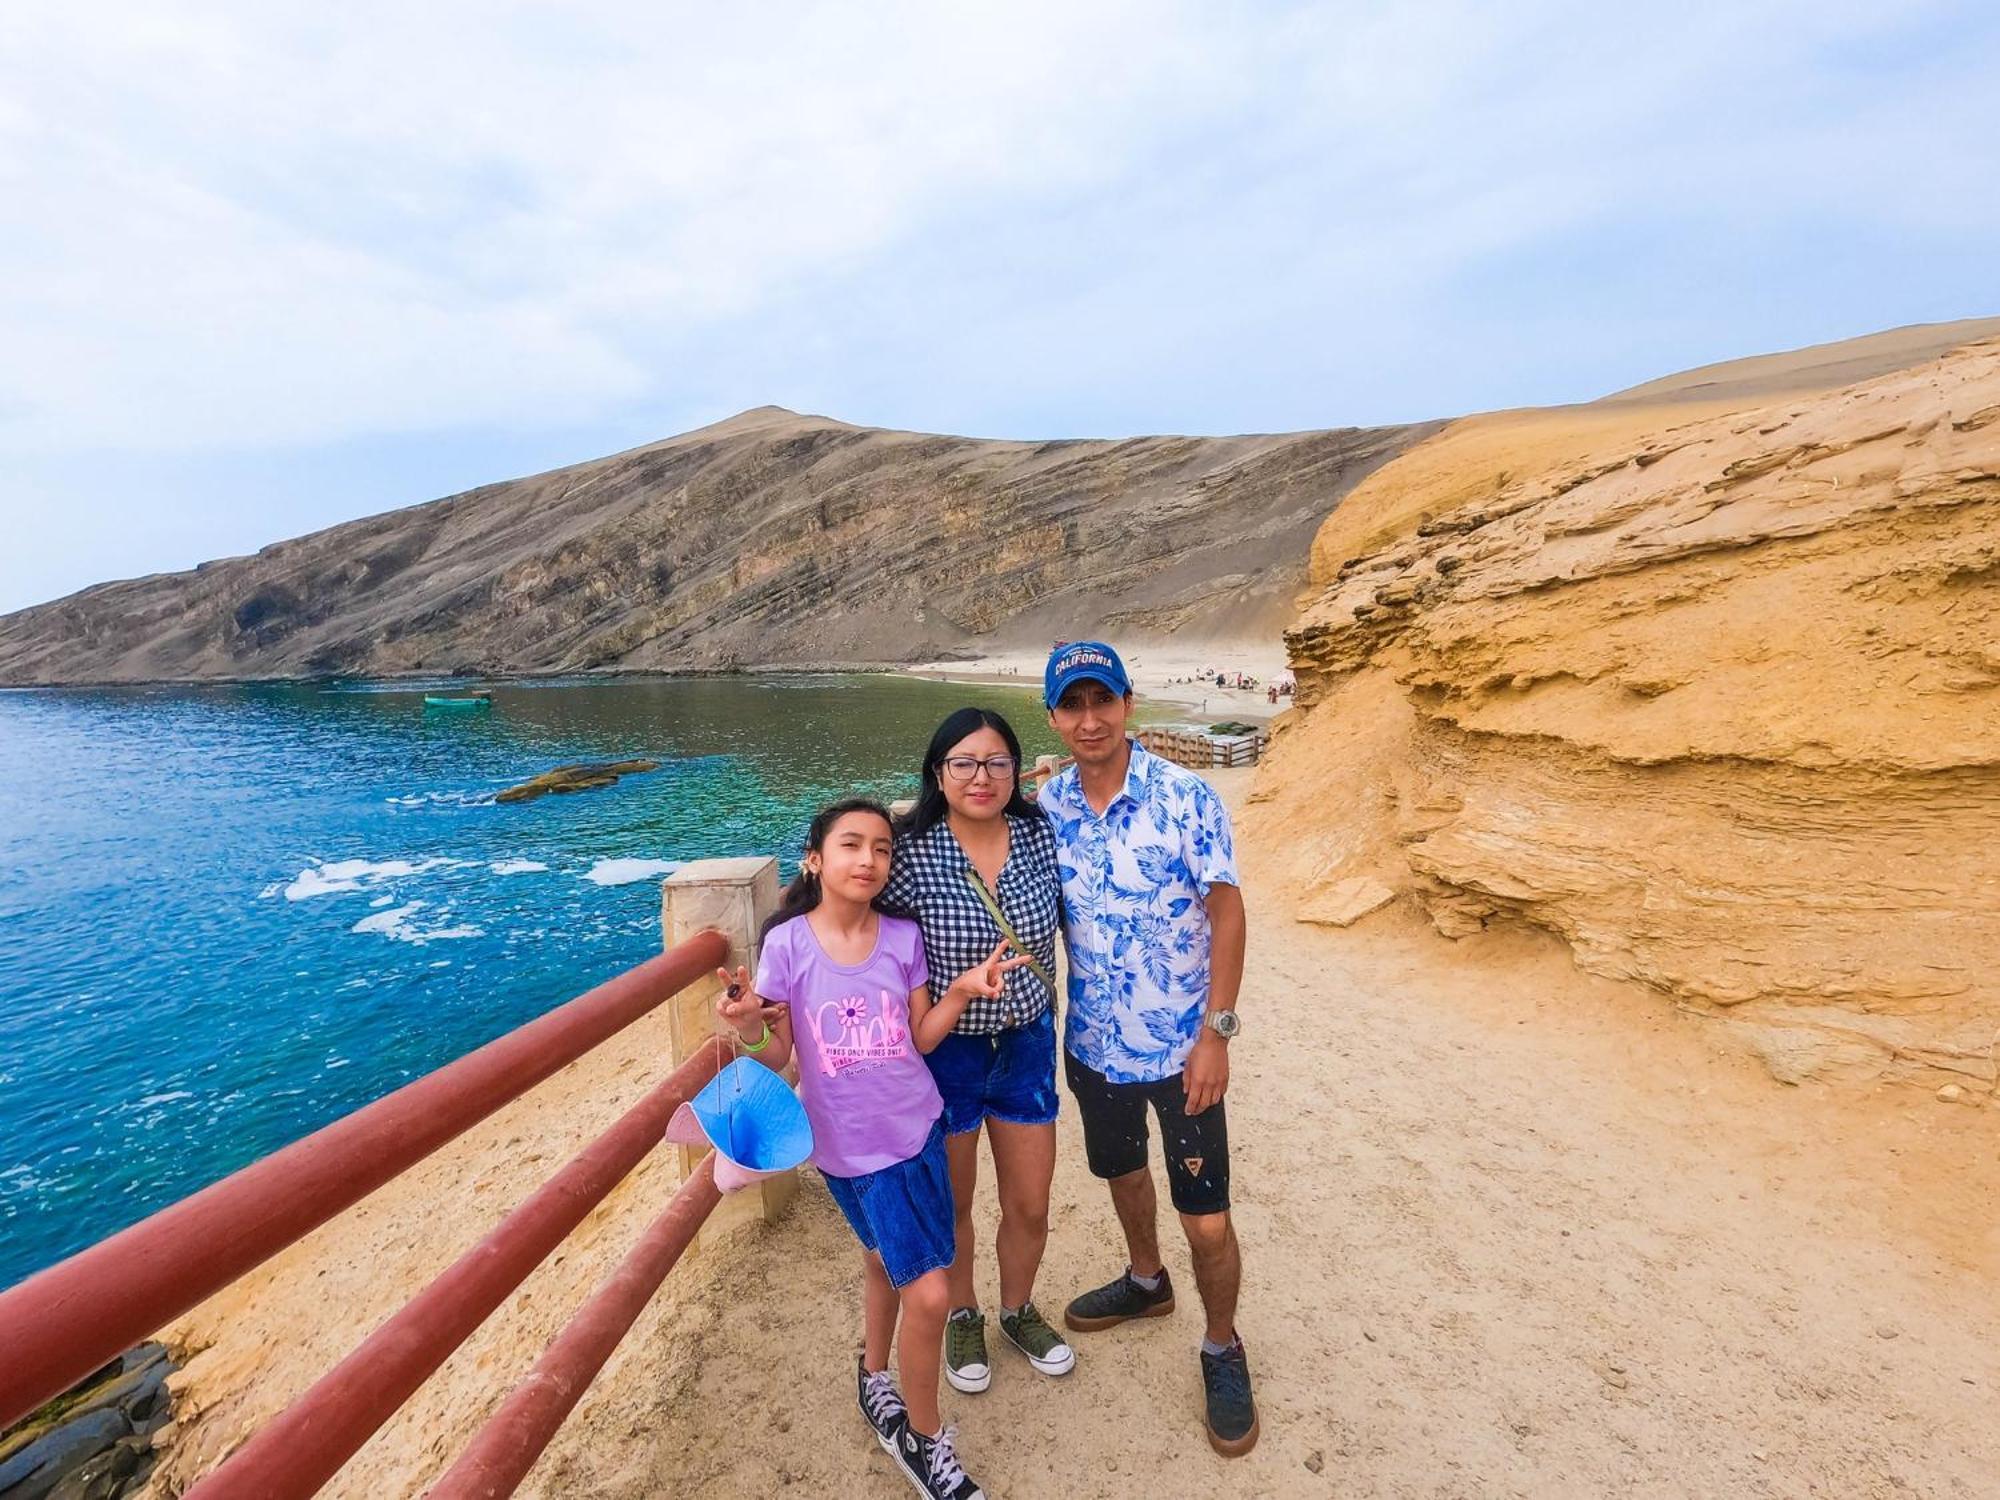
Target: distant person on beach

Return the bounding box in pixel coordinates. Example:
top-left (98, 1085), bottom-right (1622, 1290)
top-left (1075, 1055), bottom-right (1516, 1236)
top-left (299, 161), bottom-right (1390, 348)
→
top-left (1036, 641), bottom-right (1259, 1456)
top-left (886, 710), bottom-right (1076, 1399)
top-left (717, 798), bottom-right (1017, 1500)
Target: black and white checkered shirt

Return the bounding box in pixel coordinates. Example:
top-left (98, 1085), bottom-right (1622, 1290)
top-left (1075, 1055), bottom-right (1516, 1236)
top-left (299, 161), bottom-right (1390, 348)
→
top-left (884, 812), bottom-right (1062, 1035)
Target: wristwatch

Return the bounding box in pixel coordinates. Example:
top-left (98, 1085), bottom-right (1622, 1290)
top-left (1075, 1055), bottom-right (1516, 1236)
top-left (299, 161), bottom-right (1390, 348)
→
top-left (1204, 1010), bottom-right (1241, 1039)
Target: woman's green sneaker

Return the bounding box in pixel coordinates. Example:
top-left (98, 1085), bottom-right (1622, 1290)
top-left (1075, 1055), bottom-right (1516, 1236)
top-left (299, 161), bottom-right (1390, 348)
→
top-left (999, 1302), bottom-right (1076, 1376)
top-left (944, 1307), bottom-right (992, 1393)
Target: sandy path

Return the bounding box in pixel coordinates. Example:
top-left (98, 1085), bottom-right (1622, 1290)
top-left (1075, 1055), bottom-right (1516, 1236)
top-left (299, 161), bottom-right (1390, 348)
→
top-left (526, 772), bottom-right (2000, 1500)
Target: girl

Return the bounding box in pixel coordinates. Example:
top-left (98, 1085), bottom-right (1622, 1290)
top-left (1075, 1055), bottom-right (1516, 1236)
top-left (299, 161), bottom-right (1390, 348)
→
top-left (883, 710), bottom-right (1072, 1396)
top-left (716, 798), bottom-right (1024, 1500)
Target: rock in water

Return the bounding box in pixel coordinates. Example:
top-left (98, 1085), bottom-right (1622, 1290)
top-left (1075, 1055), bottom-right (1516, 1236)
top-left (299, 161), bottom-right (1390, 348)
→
top-left (495, 760), bottom-right (660, 804)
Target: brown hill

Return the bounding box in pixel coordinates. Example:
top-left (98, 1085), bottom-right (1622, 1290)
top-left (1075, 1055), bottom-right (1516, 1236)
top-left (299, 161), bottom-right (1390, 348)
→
top-left (1597, 315), bottom-right (2000, 406)
top-left (1249, 329), bottom-right (2000, 1087)
top-left (0, 409), bottom-right (1434, 685)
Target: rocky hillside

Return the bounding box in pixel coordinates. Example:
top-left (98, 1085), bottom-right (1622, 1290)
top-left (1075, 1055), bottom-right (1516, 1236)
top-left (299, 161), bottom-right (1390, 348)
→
top-left (0, 409), bottom-right (1435, 685)
top-left (1246, 323), bottom-right (2000, 1087)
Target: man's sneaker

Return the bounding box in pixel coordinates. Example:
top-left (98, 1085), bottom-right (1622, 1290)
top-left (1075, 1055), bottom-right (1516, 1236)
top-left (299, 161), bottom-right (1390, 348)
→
top-left (856, 1357), bottom-right (906, 1454)
top-left (999, 1301), bottom-right (1077, 1376)
top-left (943, 1308), bottom-right (991, 1394)
top-left (1062, 1267), bottom-right (1176, 1332)
top-left (891, 1420), bottom-right (986, 1500)
top-left (1201, 1337), bottom-right (1260, 1457)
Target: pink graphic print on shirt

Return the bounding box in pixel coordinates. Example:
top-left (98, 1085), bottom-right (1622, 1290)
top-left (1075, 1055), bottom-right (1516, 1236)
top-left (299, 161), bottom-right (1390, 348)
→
top-left (809, 987), bottom-right (912, 1077)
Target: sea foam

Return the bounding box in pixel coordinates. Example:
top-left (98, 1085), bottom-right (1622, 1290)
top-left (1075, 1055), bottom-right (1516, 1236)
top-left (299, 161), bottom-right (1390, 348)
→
top-left (273, 856), bottom-right (475, 902)
top-left (385, 790), bottom-right (496, 809)
top-left (350, 901), bottom-right (484, 944)
top-left (580, 858), bottom-right (685, 887)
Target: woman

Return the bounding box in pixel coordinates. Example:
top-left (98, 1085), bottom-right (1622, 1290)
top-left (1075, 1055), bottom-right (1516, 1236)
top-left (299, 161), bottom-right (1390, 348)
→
top-left (884, 707), bottom-right (1076, 1395)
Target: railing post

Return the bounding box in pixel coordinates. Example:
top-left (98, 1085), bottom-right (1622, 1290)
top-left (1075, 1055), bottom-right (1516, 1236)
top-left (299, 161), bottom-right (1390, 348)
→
top-left (660, 857), bottom-right (793, 1231)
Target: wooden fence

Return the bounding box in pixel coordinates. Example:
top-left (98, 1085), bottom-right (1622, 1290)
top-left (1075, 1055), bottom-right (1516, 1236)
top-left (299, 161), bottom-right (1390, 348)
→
top-left (1135, 725), bottom-right (1269, 770)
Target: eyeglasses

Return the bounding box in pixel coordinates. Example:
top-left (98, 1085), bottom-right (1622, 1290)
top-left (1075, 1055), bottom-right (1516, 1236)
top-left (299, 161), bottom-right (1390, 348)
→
top-left (940, 755), bottom-right (1018, 782)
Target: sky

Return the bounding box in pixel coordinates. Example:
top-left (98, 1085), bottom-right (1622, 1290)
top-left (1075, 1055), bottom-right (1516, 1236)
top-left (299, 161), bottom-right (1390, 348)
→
top-left (1, 1), bottom-right (1996, 613)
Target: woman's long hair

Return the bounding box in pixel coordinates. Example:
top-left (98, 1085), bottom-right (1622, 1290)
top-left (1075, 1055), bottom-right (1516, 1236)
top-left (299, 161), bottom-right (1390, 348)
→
top-left (896, 706), bottom-right (1042, 842)
top-left (761, 798), bottom-right (909, 941)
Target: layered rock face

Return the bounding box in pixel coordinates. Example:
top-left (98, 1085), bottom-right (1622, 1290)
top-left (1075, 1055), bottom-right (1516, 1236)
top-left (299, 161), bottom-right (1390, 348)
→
top-left (1254, 338), bottom-right (2000, 1086)
top-left (0, 410), bottom-right (1432, 685)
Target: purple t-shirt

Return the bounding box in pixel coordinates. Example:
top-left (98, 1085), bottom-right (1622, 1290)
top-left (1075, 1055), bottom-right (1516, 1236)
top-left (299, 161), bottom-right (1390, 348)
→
top-left (754, 911), bottom-right (941, 1179)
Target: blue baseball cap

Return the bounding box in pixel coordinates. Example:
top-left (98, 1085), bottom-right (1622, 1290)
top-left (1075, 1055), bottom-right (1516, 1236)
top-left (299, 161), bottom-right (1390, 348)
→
top-left (1044, 640), bottom-right (1132, 707)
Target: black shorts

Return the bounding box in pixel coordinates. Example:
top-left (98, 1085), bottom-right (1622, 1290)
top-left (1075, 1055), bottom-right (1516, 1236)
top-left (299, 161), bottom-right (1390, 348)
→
top-left (1064, 1050), bottom-right (1231, 1216)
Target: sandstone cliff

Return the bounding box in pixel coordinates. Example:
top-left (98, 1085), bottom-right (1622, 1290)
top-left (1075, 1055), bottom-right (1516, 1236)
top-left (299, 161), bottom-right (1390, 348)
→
top-left (0, 410), bottom-right (1433, 685)
top-left (1248, 328), bottom-right (2000, 1087)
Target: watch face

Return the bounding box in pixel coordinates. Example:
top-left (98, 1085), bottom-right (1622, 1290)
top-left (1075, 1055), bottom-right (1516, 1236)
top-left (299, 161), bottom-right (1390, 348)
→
top-left (1211, 1010), bottom-right (1240, 1037)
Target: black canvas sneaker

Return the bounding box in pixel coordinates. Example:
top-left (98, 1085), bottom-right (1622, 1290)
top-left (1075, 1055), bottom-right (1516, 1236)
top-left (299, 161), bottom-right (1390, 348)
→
top-left (891, 1420), bottom-right (986, 1500)
top-left (1201, 1336), bottom-right (1260, 1456)
top-left (856, 1355), bottom-right (906, 1454)
top-left (1062, 1266), bottom-right (1176, 1332)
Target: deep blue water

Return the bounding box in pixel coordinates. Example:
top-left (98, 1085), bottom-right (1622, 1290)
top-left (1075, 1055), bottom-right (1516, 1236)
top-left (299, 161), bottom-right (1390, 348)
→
top-left (0, 674), bottom-right (1059, 1290)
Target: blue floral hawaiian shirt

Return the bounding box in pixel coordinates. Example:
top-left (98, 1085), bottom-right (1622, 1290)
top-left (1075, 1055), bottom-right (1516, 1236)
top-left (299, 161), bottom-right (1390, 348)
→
top-left (1039, 738), bottom-right (1240, 1084)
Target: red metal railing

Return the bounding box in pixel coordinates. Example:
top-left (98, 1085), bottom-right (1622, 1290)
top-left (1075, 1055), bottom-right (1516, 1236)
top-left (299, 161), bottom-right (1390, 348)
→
top-left (428, 1154), bottom-right (722, 1499)
top-left (182, 1036), bottom-right (732, 1500)
top-left (0, 926), bottom-right (734, 1496)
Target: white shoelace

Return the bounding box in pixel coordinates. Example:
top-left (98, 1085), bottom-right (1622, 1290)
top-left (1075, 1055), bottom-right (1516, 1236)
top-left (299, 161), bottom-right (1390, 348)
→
top-left (862, 1370), bottom-right (903, 1425)
top-left (925, 1425), bottom-right (969, 1489)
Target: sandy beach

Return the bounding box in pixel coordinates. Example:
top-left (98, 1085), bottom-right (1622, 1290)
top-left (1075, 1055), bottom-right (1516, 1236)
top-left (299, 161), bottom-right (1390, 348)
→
top-left (904, 643), bottom-right (1295, 723)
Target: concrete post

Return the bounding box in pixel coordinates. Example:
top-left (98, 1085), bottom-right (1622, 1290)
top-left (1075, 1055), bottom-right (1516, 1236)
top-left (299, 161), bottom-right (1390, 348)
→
top-left (1030, 753), bottom-right (1066, 801)
top-left (660, 856), bottom-right (795, 1232)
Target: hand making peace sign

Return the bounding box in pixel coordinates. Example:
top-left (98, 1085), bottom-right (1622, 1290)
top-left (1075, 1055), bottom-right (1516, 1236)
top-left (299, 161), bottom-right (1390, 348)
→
top-left (947, 939), bottom-right (1033, 1004)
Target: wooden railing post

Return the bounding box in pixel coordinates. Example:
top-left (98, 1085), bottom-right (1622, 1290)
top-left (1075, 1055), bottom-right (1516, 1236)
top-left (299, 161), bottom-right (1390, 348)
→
top-left (660, 857), bottom-right (792, 1231)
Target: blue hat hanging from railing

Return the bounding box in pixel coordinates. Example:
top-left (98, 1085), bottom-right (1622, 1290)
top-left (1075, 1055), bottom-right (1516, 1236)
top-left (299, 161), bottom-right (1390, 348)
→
top-left (665, 1056), bottom-right (814, 1192)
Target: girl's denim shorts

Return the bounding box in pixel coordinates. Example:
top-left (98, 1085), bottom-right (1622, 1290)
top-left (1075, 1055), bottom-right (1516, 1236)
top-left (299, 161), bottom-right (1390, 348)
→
top-left (821, 1118), bottom-right (955, 1288)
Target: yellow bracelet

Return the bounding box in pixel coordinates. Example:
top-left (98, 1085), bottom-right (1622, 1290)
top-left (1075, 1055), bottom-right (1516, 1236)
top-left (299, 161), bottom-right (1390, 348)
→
top-left (742, 1021), bottom-right (772, 1053)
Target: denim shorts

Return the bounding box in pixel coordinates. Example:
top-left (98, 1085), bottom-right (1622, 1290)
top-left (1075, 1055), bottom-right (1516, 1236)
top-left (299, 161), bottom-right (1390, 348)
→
top-left (821, 1119), bottom-right (956, 1289)
top-left (925, 1006), bottom-right (1059, 1135)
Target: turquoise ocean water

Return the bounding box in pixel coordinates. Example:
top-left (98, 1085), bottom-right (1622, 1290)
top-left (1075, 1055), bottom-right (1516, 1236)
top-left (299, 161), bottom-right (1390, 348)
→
top-left (0, 674), bottom-right (1061, 1291)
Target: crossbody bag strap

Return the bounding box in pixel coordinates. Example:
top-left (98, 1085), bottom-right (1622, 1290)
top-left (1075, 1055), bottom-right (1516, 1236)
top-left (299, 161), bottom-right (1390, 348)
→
top-left (962, 868), bottom-right (1060, 999)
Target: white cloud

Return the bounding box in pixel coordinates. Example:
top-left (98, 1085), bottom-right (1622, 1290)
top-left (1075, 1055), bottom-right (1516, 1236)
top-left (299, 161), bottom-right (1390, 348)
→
top-left (0, 0), bottom-right (1252, 452)
top-left (0, 0), bottom-right (1994, 605)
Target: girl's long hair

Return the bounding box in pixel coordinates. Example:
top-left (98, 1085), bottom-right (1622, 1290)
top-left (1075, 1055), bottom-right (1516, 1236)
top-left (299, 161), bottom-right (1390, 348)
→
top-left (761, 798), bottom-right (910, 941)
top-left (896, 707), bottom-right (1042, 841)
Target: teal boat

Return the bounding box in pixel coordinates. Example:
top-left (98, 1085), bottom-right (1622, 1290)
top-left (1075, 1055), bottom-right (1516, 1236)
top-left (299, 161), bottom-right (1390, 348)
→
top-left (423, 693), bottom-right (493, 709)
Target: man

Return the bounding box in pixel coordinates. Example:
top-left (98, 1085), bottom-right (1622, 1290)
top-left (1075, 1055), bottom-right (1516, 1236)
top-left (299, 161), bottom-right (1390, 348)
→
top-left (1036, 640), bottom-right (1257, 1456)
